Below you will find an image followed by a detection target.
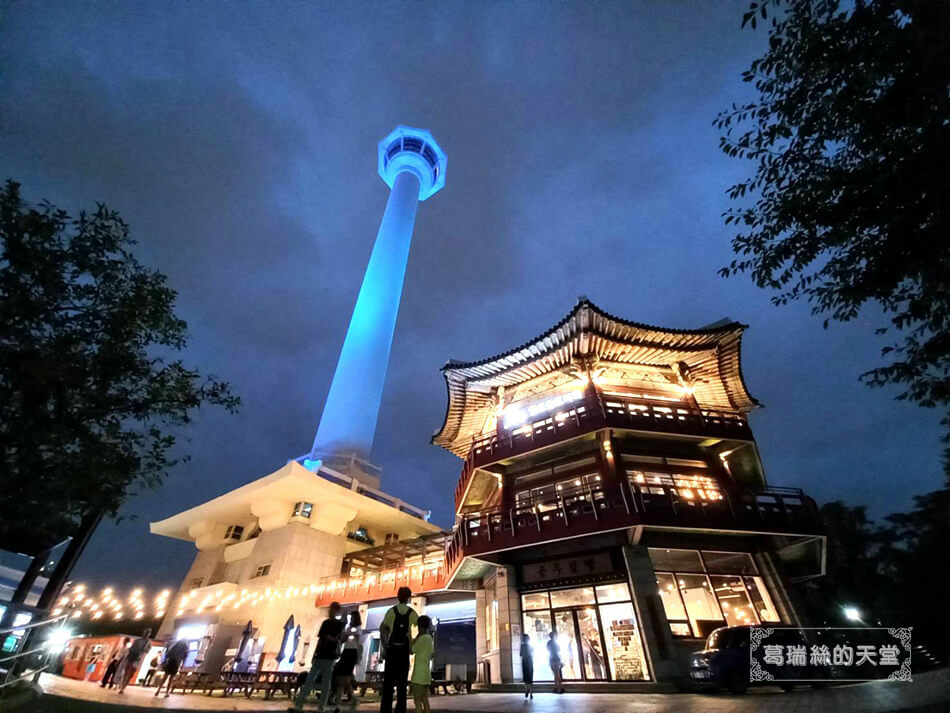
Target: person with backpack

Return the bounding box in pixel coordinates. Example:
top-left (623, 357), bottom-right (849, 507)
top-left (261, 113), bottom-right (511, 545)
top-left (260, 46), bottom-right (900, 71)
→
top-left (379, 587), bottom-right (417, 713)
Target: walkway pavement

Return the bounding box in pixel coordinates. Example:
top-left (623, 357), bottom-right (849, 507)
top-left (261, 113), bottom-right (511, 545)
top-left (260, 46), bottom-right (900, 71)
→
top-left (31, 670), bottom-right (950, 713)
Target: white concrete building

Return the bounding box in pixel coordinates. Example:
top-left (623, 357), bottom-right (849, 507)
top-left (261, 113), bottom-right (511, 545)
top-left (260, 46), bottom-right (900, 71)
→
top-left (150, 457), bottom-right (439, 673)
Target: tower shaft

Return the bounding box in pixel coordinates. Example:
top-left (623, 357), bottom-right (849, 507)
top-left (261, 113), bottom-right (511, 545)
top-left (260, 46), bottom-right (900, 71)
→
top-left (311, 170), bottom-right (421, 459)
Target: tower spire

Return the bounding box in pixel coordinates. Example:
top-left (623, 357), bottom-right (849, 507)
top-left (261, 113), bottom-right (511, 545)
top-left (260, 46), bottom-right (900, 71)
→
top-left (310, 126), bottom-right (446, 465)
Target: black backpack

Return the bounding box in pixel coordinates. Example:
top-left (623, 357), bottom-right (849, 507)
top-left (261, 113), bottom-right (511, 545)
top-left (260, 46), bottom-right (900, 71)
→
top-left (388, 607), bottom-right (411, 648)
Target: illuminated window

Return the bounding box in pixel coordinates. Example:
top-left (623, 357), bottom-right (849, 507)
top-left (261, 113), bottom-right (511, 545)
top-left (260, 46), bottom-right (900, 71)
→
top-left (292, 502), bottom-right (313, 519)
top-left (627, 471), bottom-right (722, 500)
top-left (515, 473), bottom-right (604, 511)
top-left (649, 549), bottom-right (781, 637)
top-left (501, 390), bottom-right (584, 429)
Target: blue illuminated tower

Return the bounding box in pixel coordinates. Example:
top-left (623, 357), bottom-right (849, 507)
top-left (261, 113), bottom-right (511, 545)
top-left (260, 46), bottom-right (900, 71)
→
top-left (309, 127), bottom-right (446, 465)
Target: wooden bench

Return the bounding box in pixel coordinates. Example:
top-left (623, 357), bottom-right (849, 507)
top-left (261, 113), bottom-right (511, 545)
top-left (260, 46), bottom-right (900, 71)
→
top-left (251, 671), bottom-right (299, 699)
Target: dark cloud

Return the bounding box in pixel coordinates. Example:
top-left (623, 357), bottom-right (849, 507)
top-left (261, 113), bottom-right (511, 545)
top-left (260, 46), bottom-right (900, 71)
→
top-left (0, 1), bottom-right (943, 589)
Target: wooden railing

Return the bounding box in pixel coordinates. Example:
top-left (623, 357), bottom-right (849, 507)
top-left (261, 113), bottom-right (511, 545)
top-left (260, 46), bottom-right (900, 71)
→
top-left (445, 481), bottom-right (821, 575)
top-left (454, 393), bottom-right (753, 512)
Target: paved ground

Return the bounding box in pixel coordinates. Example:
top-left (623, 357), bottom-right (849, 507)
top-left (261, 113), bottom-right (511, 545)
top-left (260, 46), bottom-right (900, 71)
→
top-left (26, 671), bottom-right (950, 713)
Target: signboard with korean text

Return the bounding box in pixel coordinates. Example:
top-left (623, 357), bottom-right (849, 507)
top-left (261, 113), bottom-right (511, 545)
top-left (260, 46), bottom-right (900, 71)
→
top-left (520, 552), bottom-right (617, 586)
top-left (749, 627), bottom-right (912, 682)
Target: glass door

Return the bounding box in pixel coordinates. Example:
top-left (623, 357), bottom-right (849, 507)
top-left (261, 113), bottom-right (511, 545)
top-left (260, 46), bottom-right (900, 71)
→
top-left (552, 610), bottom-right (582, 680)
top-left (575, 608), bottom-right (608, 680)
top-left (551, 608), bottom-right (610, 681)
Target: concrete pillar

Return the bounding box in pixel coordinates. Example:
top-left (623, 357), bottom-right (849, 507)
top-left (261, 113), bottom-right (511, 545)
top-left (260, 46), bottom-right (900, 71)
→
top-left (622, 544), bottom-right (681, 683)
top-left (492, 566), bottom-right (521, 683)
top-left (474, 588), bottom-right (488, 682)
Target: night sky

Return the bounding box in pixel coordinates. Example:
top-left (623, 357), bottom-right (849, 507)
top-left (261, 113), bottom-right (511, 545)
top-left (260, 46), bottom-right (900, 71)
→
top-left (1, 1), bottom-right (943, 591)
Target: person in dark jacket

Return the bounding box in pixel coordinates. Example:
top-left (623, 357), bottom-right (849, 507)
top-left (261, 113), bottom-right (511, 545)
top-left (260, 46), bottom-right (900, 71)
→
top-left (290, 601), bottom-right (344, 712)
top-left (153, 638), bottom-right (189, 698)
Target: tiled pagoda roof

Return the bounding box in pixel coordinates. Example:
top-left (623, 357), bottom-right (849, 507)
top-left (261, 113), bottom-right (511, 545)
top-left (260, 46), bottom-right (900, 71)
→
top-left (432, 297), bottom-right (759, 458)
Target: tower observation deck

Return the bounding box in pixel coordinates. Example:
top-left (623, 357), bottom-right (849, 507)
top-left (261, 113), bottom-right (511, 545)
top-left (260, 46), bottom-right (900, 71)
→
top-left (309, 126), bottom-right (447, 466)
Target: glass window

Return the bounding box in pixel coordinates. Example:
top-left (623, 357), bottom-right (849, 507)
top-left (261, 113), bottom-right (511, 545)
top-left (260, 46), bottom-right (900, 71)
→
top-left (292, 502), bottom-right (313, 519)
top-left (744, 576), bottom-right (781, 622)
top-left (522, 611), bottom-right (554, 680)
top-left (629, 472), bottom-right (723, 501)
top-left (253, 564), bottom-right (271, 578)
top-left (225, 525), bottom-right (244, 541)
top-left (594, 583), bottom-right (630, 603)
top-left (709, 575), bottom-right (757, 626)
top-left (599, 602), bottom-right (649, 680)
top-left (553, 610), bottom-right (581, 679)
top-left (550, 587), bottom-right (595, 608)
top-left (669, 622), bottom-right (692, 637)
top-left (521, 592), bottom-right (550, 611)
top-left (677, 574), bottom-right (723, 636)
top-left (655, 573), bottom-right (688, 621)
top-left (576, 608), bottom-right (608, 680)
top-left (648, 548), bottom-right (704, 573)
top-left (702, 551), bottom-right (758, 575)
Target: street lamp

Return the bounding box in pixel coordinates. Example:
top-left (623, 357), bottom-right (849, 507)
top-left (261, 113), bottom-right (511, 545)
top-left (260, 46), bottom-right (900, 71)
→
top-left (843, 606), bottom-right (862, 623)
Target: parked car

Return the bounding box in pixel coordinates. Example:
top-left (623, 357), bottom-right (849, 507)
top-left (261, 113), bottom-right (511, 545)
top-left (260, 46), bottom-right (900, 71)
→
top-left (690, 625), bottom-right (829, 694)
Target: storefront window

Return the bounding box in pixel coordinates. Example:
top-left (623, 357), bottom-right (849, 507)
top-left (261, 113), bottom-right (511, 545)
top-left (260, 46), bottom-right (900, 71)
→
top-left (521, 610), bottom-right (554, 681)
top-left (678, 574), bottom-right (723, 636)
top-left (744, 576), bottom-right (781, 622)
top-left (702, 551), bottom-right (757, 574)
top-left (648, 548), bottom-right (704, 572)
top-left (549, 587), bottom-right (595, 608)
top-left (594, 583), bottom-right (629, 603)
top-left (520, 582), bottom-right (648, 681)
top-left (708, 575), bottom-right (756, 626)
top-left (599, 602), bottom-right (648, 680)
top-left (521, 592), bottom-right (550, 610)
top-left (650, 549), bottom-right (783, 637)
top-left (655, 573), bottom-right (688, 624)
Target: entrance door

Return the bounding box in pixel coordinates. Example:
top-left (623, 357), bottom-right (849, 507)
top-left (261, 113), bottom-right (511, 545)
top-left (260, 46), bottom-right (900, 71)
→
top-left (552, 608), bottom-right (608, 681)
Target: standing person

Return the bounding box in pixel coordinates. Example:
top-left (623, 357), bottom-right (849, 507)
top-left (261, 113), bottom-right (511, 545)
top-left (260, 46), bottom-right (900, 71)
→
top-left (117, 628), bottom-right (152, 694)
top-left (379, 587), bottom-right (417, 713)
top-left (410, 616), bottom-right (434, 713)
top-left (290, 601), bottom-right (344, 713)
top-left (153, 638), bottom-right (188, 698)
top-left (546, 631), bottom-right (564, 694)
top-left (520, 634), bottom-right (534, 699)
top-left (99, 639), bottom-right (129, 689)
top-left (142, 655), bottom-right (160, 686)
top-left (331, 610), bottom-right (363, 711)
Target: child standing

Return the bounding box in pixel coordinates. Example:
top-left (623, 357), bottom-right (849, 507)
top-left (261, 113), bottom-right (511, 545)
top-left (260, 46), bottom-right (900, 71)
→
top-left (410, 616), bottom-right (434, 713)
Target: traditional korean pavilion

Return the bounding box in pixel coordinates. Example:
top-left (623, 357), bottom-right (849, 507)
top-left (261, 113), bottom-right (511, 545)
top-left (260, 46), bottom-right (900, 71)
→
top-left (317, 297), bottom-right (824, 686)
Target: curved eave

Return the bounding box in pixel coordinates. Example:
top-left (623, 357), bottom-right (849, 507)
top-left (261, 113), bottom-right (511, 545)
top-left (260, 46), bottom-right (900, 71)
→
top-left (432, 298), bottom-right (760, 458)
